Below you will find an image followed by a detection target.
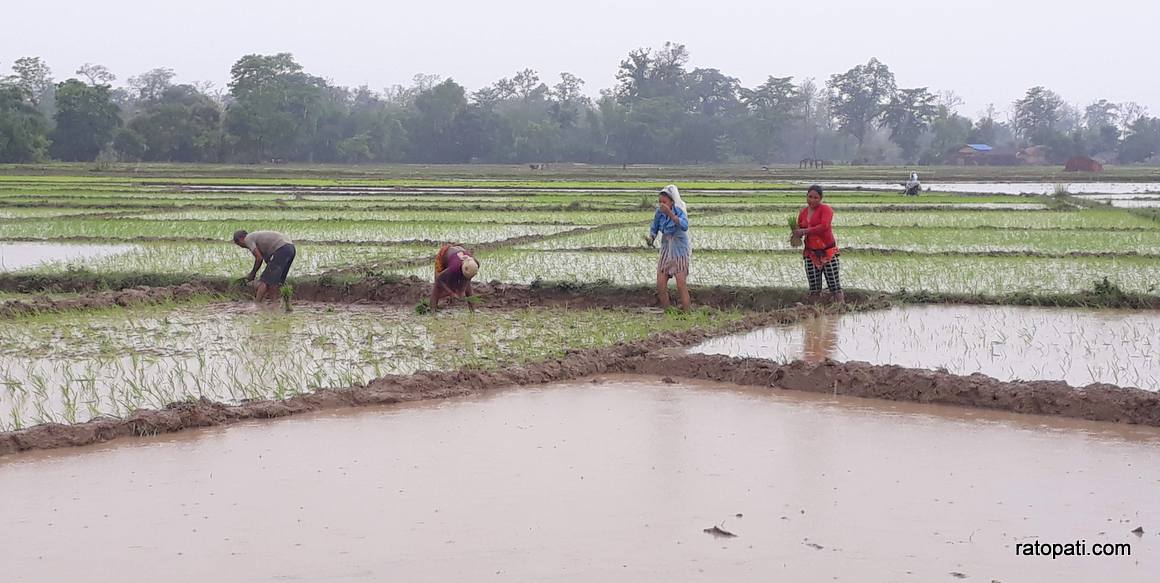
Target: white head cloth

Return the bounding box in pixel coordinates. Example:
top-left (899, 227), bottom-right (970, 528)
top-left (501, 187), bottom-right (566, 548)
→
top-left (662, 184), bottom-right (687, 212)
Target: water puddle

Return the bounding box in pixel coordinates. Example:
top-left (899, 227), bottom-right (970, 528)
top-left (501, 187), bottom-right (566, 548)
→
top-left (690, 305), bottom-right (1160, 390)
top-left (0, 242), bottom-right (137, 271)
top-left (1, 378), bottom-right (1156, 582)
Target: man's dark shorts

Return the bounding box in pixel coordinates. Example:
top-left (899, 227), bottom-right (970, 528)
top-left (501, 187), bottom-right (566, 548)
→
top-left (260, 244), bottom-right (296, 286)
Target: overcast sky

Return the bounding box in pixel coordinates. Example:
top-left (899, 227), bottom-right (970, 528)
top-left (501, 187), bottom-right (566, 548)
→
top-left (4, 0), bottom-right (1157, 119)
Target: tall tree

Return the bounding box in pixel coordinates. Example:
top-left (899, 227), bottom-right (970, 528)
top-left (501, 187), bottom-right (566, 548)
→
top-left (685, 68), bottom-right (741, 117)
top-left (1120, 116), bottom-right (1160, 163)
top-left (76, 64), bottom-right (116, 86)
top-left (407, 78), bottom-right (468, 162)
top-left (614, 42), bottom-right (689, 103)
top-left (882, 87), bottom-right (937, 161)
top-left (128, 68), bottom-right (176, 102)
top-left (224, 53), bottom-right (326, 162)
top-left (548, 72), bottom-right (589, 129)
top-left (826, 58), bottom-right (896, 148)
top-left (126, 84), bottom-right (223, 161)
top-left (0, 85), bottom-right (50, 162)
top-left (1012, 86), bottom-right (1063, 143)
top-left (740, 76), bottom-right (799, 161)
top-left (49, 79), bottom-right (121, 161)
top-left (5, 57), bottom-right (53, 106)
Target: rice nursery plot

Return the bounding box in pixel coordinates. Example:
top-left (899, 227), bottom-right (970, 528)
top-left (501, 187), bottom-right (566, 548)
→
top-left (428, 249), bottom-right (1160, 294)
top-left (0, 188), bottom-right (284, 202)
top-left (699, 209), bottom-right (1160, 230)
top-left (0, 218), bottom-right (579, 244)
top-left (0, 207), bottom-right (132, 219)
top-left (123, 209), bottom-right (649, 226)
top-left (0, 302), bottom-right (737, 428)
top-left (517, 225), bottom-right (1160, 255)
top-left (689, 305), bottom-right (1160, 390)
top-left (16, 241), bottom-right (427, 276)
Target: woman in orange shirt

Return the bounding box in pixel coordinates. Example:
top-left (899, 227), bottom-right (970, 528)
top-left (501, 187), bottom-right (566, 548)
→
top-left (792, 185), bottom-right (843, 304)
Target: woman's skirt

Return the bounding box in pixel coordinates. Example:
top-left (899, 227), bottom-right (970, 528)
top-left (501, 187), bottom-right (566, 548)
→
top-left (657, 233), bottom-right (691, 277)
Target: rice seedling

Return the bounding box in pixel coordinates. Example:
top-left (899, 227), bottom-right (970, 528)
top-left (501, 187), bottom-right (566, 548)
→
top-left (415, 248), bottom-right (1160, 295)
top-left (690, 304), bottom-right (1160, 391)
top-left (0, 301), bottom-right (741, 428)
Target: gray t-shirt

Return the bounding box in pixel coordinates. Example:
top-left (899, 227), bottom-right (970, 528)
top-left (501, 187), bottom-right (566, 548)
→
top-left (244, 231), bottom-right (292, 257)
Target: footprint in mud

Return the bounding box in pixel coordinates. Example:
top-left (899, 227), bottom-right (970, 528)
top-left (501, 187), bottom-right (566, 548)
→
top-left (1131, 526), bottom-right (1144, 536)
top-left (949, 572), bottom-right (967, 579)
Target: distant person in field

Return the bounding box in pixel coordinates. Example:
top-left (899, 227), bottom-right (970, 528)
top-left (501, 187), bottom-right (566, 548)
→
top-left (904, 171), bottom-right (921, 195)
top-left (792, 185), bottom-right (843, 304)
top-left (232, 230), bottom-right (296, 302)
top-left (646, 184), bottom-right (691, 311)
top-left (431, 243), bottom-right (480, 313)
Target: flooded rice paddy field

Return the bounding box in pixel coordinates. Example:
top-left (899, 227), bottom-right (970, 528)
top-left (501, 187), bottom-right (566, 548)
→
top-left (1, 177), bottom-right (1149, 295)
top-left (2, 171), bottom-right (1160, 579)
top-left (420, 249), bottom-right (1160, 294)
top-left (1, 378), bottom-right (1157, 582)
top-left (819, 181), bottom-right (1160, 195)
top-left (0, 301), bottom-right (732, 429)
top-left (691, 304), bottom-right (1160, 391)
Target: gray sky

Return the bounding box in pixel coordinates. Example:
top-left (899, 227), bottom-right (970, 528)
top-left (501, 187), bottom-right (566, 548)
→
top-left (4, 0), bottom-right (1157, 119)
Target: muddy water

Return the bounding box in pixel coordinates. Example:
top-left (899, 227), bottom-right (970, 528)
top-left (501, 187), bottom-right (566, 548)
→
top-left (1, 378), bottom-right (1157, 582)
top-left (690, 305), bottom-right (1160, 391)
top-left (0, 241), bottom-right (136, 271)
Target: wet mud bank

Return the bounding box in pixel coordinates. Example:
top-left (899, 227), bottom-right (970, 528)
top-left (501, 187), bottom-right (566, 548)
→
top-left (294, 278), bottom-right (876, 311)
top-left (635, 353), bottom-right (1160, 427)
top-left (0, 283), bottom-right (219, 317)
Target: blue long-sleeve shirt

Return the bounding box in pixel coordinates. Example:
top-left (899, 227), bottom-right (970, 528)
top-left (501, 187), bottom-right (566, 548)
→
top-left (650, 206), bottom-right (689, 238)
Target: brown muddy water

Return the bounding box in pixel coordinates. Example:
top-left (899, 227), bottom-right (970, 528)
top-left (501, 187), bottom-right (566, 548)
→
top-left (690, 304), bottom-right (1160, 391)
top-left (0, 241), bottom-right (137, 271)
top-left (1, 377), bottom-right (1157, 582)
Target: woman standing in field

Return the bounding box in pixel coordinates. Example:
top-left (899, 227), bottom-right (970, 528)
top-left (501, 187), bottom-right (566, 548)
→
top-left (647, 185), bottom-right (691, 311)
top-left (430, 242), bottom-right (480, 313)
top-left (793, 185), bottom-right (844, 304)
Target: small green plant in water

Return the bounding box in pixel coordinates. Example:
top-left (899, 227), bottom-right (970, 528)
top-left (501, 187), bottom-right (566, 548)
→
top-left (415, 297), bottom-right (431, 315)
top-left (280, 285), bottom-right (294, 312)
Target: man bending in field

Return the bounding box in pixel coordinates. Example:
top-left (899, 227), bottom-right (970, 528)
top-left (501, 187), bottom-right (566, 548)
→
top-left (431, 243), bottom-right (480, 313)
top-left (232, 230), bottom-right (297, 302)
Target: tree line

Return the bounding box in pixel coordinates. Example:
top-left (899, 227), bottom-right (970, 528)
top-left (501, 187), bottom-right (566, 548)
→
top-left (1, 46), bottom-right (1158, 165)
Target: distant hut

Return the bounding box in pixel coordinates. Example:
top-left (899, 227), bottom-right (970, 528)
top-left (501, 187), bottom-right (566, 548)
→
top-left (1064, 156), bottom-right (1104, 172)
top-left (947, 144), bottom-right (993, 165)
top-left (1017, 145), bottom-right (1050, 166)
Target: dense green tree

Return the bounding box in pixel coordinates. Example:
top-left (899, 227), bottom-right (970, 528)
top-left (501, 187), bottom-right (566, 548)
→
top-left (407, 79), bottom-right (468, 162)
top-left (1013, 86), bottom-right (1064, 144)
top-left (827, 58), bottom-right (896, 149)
top-left (0, 85), bottom-right (50, 162)
top-left (1120, 117), bottom-right (1160, 163)
top-left (127, 85), bottom-right (223, 161)
top-left (6, 47), bottom-right (1152, 166)
top-left (5, 57), bottom-right (53, 106)
top-left (739, 76), bottom-right (800, 162)
top-left (882, 87), bottom-right (937, 161)
top-left (49, 79), bottom-right (121, 161)
top-left (225, 53), bottom-right (326, 162)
